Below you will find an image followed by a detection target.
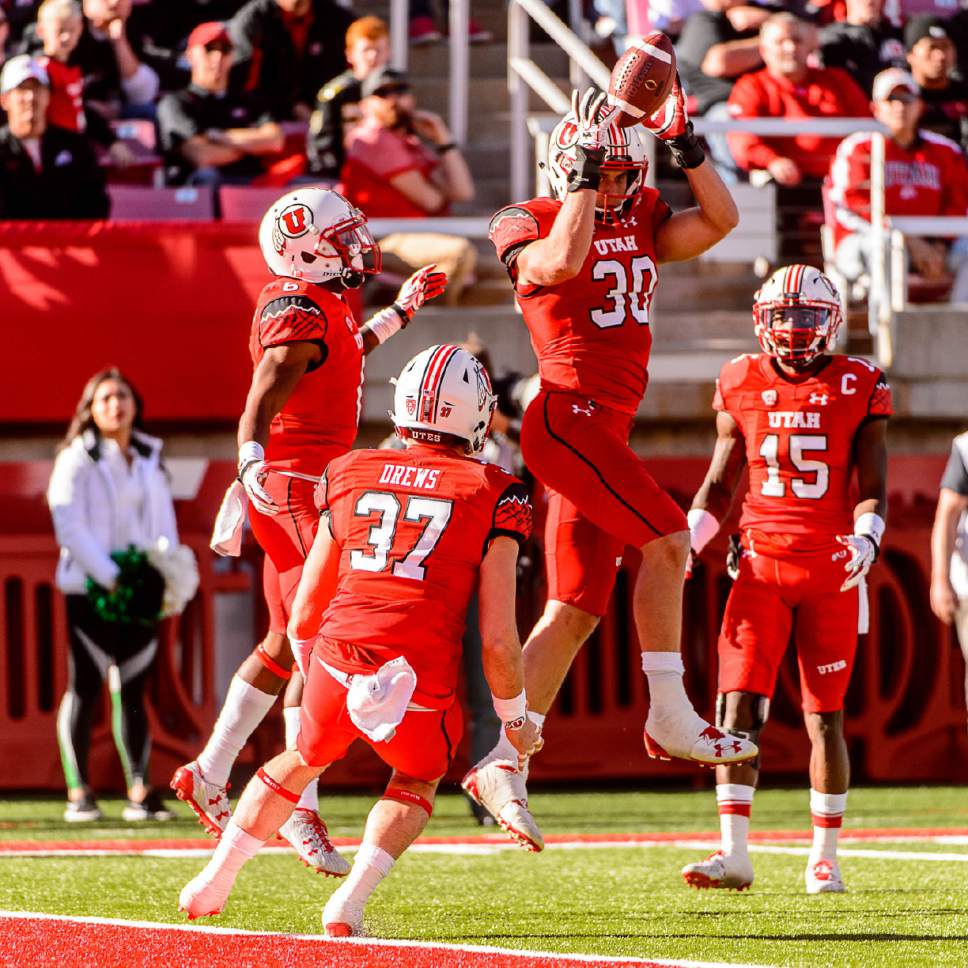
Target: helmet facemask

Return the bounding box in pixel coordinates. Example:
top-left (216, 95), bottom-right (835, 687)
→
top-left (315, 212), bottom-right (381, 289)
top-left (755, 303), bottom-right (836, 369)
top-left (595, 159), bottom-right (646, 224)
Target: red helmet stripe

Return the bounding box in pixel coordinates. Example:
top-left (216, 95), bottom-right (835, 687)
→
top-left (419, 344), bottom-right (459, 423)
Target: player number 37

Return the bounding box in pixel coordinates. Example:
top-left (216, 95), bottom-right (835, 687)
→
top-left (351, 490), bottom-right (453, 581)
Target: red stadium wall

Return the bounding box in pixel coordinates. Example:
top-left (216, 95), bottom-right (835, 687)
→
top-left (1, 456), bottom-right (964, 792)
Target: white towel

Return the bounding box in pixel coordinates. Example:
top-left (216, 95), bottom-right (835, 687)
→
top-left (342, 656), bottom-right (417, 743)
top-left (210, 480), bottom-right (246, 557)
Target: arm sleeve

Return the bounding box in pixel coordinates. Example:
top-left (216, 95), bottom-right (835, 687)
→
top-left (677, 12), bottom-right (729, 70)
top-left (866, 371), bottom-right (893, 418)
top-left (488, 480), bottom-right (533, 546)
top-left (832, 69), bottom-right (874, 117)
top-left (712, 376), bottom-right (726, 412)
top-left (307, 83), bottom-right (349, 179)
top-left (488, 205), bottom-right (543, 270)
top-left (940, 439), bottom-right (968, 495)
top-left (157, 94), bottom-right (200, 154)
top-left (47, 452), bottom-right (121, 588)
top-left (829, 136), bottom-right (872, 233)
top-left (121, 62), bottom-right (160, 106)
top-left (726, 76), bottom-right (781, 171)
top-left (941, 149), bottom-right (968, 217)
top-left (258, 294), bottom-right (329, 348)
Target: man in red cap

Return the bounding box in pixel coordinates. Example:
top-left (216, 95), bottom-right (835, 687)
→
top-left (156, 21), bottom-right (283, 186)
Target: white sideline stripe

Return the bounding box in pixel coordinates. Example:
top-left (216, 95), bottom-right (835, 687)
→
top-left (0, 910), bottom-right (776, 968)
top-left (630, 38), bottom-right (673, 63)
top-left (3, 838), bottom-right (966, 862)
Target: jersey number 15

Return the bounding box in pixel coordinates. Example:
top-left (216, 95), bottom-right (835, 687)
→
top-left (759, 433), bottom-right (830, 500)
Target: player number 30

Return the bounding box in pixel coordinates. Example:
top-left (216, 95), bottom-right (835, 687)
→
top-left (590, 256), bottom-right (657, 329)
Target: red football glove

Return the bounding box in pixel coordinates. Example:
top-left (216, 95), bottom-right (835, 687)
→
top-left (396, 263), bottom-right (448, 320)
top-left (641, 71), bottom-right (689, 142)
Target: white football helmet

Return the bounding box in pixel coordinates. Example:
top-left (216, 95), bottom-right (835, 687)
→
top-left (753, 264), bottom-right (843, 367)
top-left (258, 187), bottom-right (380, 288)
top-left (391, 345), bottom-right (497, 455)
top-left (547, 111), bottom-right (649, 222)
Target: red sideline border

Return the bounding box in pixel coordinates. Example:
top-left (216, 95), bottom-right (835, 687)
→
top-left (2, 828), bottom-right (966, 854)
top-left (0, 912), bottom-right (775, 968)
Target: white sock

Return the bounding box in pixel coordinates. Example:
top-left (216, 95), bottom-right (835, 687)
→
top-left (199, 820), bottom-right (264, 892)
top-left (197, 676), bottom-right (277, 787)
top-left (283, 706), bottom-right (319, 812)
top-left (327, 843), bottom-right (395, 919)
top-left (810, 789), bottom-right (847, 862)
top-left (641, 652), bottom-right (701, 721)
top-left (717, 783), bottom-right (755, 858)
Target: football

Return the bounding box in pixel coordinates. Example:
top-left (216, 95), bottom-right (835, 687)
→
top-left (606, 32), bottom-right (677, 128)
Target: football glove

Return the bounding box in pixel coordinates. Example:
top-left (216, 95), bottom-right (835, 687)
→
top-left (566, 88), bottom-right (615, 192)
top-left (238, 442), bottom-right (277, 516)
top-left (837, 534), bottom-right (878, 591)
top-left (641, 72), bottom-right (705, 169)
top-left (395, 263), bottom-right (448, 320)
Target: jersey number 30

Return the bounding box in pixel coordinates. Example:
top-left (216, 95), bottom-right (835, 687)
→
top-left (590, 256), bottom-right (657, 329)
top-left (351, 491), bottom-right (453, 580)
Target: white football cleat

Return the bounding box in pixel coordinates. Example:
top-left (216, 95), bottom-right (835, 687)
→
top-left (178, 871), bottom-right (232, 920)
top-left (461, 759), bottom-right (544, 852)
top-left (681, 849), bottom-right (754, 891)
top-left (279, 808), bottom-right (351, 876)
top-left (322, 890), bottom-right (366, 938)
top-left (644, 710), bottom-right (758, 766)
top-left (805, 858), bottom-right (846, 894)
top-left (170, 761), bottom-right (231, 838)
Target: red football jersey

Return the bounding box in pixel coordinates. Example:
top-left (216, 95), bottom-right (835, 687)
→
top-left (489, 191), bottom-right (671, 415)
top-left (249, 278), bottom-right (364, 475)
top-left (714, 353), bottom-right (892, 553)
top-left (314, 446), bottom-right (533, 709)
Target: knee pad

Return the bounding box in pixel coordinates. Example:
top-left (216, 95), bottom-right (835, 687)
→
top-left (382, 786), bottom-right (433, 817)
top-left (254, 643), bottom-right (293, 681)
top-left (715, 692), bottom-right (770, 745)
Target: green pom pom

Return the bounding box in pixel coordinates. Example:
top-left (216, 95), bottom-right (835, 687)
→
top-left (86, 546), bottom-right (166, 627)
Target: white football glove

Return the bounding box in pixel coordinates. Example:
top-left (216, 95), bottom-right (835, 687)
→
top-left (238, 442), bottom-right (277, 516)
top-left (571, 87), bottom-right (616, 153)
top-left (395, 263), bottom-right (448, 320)
top-left (837, 533), bottom-right (877, 591)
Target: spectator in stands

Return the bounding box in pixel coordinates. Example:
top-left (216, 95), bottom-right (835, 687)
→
top-left (829, 68), bottom-right (968, 301)
top-left (0, 7), bottom-right (9, 69)
top-left (409, 1), bottom-right (492, 46)
top-left (648, 0), bottom-right (706, 39)
top-left (157, 21), bottom-right (283, 187)
top-left (727, 12), bottom-right (871, 185)
top-left (0, 54), bottom-right (108, 217)
top-left (35, 0), bottom-right (85, 133)
top-left (931, 431), bottom-right (968, 732)
top-left (820, 0), bottom-right (906, 97)
top-left (904, 14), bottom-right (968, 155)
top-left (341, 66), bottom-right (476, 304)
top-left (306, 15), bottom-right (389, 183)
top-left (229, 0), bottom-right (354, 123)
top-left (47, 367), bottom-right (179, 824)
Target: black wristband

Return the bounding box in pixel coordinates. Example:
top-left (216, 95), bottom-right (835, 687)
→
top-left (567, 144), bottom-right (605, 192)
top-left (390, 302), bottom-right (411, 327)
top-left (667, 121), bottom-right (706, 170)
top-left (435, 142), bottom-right (458, 155)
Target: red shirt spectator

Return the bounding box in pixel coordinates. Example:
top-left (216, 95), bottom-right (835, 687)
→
top-left (727, 12), bottom-right (871, 183)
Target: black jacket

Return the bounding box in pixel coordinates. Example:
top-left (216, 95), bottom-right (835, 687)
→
top-left (228, 0), bottom-right (354, 120)
top-left (306, 68), bottom-right (361, 179)
top-left (820, 21), bottom-right (906, 97)
top-left (0, 124), bottom-right (110, 219)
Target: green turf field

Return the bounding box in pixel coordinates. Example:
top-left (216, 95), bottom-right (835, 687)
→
top-left (2, 787), bottom-right (967, 967)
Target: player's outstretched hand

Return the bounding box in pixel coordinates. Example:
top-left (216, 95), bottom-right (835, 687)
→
top-left (641, 70), bottom-right (689, 142)
top-left (837, 533), bottom-right (877, 591)
top-left (505, 716), bottom-right (544, 770)
top-left (239, 459), bottom-right (278, 516)
top-left (395, 264), bottom-right (448, 321)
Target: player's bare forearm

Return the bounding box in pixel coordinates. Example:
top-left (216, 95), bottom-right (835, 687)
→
top-left (222, 123), bottom-right (285, 155)
top-left (478, 537), bottom-right (526, 699)
top-left (289, 524), bottom-right (340, 640)
top-left (931, 489), bottom-right (966, 585)
top-left (693, 411), bottom-right (746, 521)
top-left (516, 190), bottom-right (596, 287)
top-left (237, 343), bottom-right (318, 447)
top-left (852, 418), bottom-right (888, 522)
top-left (655, 163), bottom-right (739, 263)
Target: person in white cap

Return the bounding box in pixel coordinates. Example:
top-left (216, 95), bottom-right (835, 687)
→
top-left (0, 54), bottom-right (108, 218)
top-left (828, 66), bottom-right (968, 302)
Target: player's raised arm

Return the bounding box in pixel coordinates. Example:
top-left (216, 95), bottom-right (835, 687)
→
top-left (478, 535), bottom-right (543, 765)
top-left (838, 415), bottom-right (888, 591)
top-left (642, 74), bottom-right (740, 264)
top-left (359, 263), bottom-right (448, 354)
top-left (514, 90), bottom-right (608, 287)
top-left (689, 410), bottom-right (747, 559)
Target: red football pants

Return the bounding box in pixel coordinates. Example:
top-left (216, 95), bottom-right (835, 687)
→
top-left (248, 473), bottom-right (319, 634)
top-left (718, 547), bottom-right (862, 713)
top-left (297, 657), bottom-right (463, 782)
top-left (521, 388), bottom-right (687, 616)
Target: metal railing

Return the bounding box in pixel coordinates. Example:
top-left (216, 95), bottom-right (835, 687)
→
top-left (389, 0), bottom-right (471, 144)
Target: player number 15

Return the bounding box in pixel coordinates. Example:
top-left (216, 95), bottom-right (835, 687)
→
top-left (759, 433), bottom-right (829, 500)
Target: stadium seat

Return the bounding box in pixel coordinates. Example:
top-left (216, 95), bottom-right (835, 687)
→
top-left (219, 183), bottom-right (335, 221)
top-left (107, 185), bottom-right (216, 221)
